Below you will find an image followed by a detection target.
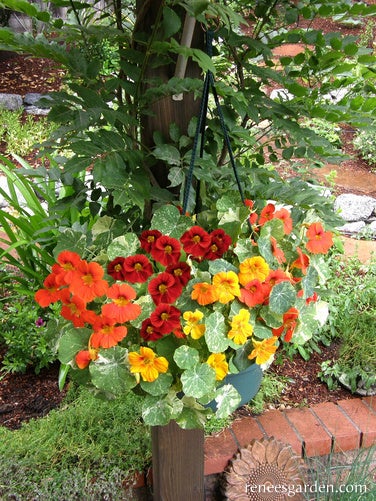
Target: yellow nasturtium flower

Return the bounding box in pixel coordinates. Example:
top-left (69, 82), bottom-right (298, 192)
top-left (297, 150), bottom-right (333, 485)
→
top-left (228, 309), bottom-right (254, 345)
top-left (206, 353), bottom-right (229, 381)
top-left (248, 337), bottom-right (278, 365)
top-left (128, 346), bottom-right (168, 382)
top-left (238, 256), bottom-right (270, 286)
top-left (183, 310), bottom-right (206, 339)
top-left (212, 271), bottom-right (240, 304)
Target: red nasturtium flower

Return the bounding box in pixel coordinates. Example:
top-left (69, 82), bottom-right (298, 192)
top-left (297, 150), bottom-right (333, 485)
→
top-left (140, 318), bottom-right (164, 341)
top-left (165, 262), bottom-right (191, 286)
top-left (180, 226), bottom-right (211, 258)
top-left (204, 229), bottom-right (232, 260)
top-left (54, 250), bottom-right (82, 284)
top-left (148, 272), bottom-right (183, 305)
top-left (101, 283), bottom-right (141, 323)
top-left (75, 346), bottom-right (99, 369)
top-left (272, 307), bottom-right (299, 342)
top-left (273, 208), bottom-right (293, 235)
top-left (107, 257), bottom-right (126, 281)
top-left (35, 273), bottom-right (63, 307)
top-left (239, 279), bottom-right (270, 307)
top-left (122, 254), bottom-right (153, 283)
top-left (291, 247), bottom-right (310, 274)
top-left (69, 260), bottom-right (109, 303)
top-left (90, 316), bottom-right (128, 348)
top-left (139, 229), bottom-right (162, 252)
top-left (150, 304), bottom-right (181, 334)
top-left (305, 222), bottom-right (333, 254)
top-left (265, 269), bottom-right (291, 287)
top-left (150, 235), bottom-right (181, 266)
top-left (258, 203), bottom-right (275, 226)
top-left (297, 289), bottom-right (319, 304)
top-left (244, 199), bottom-right (258, 225)
top-left (61, 295), bottom-right (97, 328)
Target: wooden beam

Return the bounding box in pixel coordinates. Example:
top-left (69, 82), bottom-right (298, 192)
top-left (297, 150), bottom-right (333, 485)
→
top-left (151, 421), bottom-right (205, 500)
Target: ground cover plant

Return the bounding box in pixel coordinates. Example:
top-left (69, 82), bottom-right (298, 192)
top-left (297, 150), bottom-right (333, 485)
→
top-left (318, 255), bottom-right (376, 394)
top-left (0, 384), bottom-right (151, 500)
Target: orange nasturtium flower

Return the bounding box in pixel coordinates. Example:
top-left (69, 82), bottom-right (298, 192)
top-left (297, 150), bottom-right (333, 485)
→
top-left (272, 307), bottom-right (299, 342)
top-left (90, 316), bottom-right (128, 348)
top-left (228, 309), bottom-right (254, 345)
top-left (305, 222), bottom-right (333, 254)
top-left (183, 310), bottom-right (206, 339)
top-left (75, 345), bottom-right (99, 369)
top-left (206, 353), bottom-right (229, 381)
top-left (101, 283), bottom-right (141, 323)
top-left (212, 271), bottom-right (240, 304)
top-left (128, 346), bottom-right (169, 382)
top-left (248, 337), bottom-right (278, 365)
top-left (191, 282), bottom-right (218, 305)
top-left (238, 256), bottom-right (270, 286)
top-left (69, 260), bottom-right (109, 303)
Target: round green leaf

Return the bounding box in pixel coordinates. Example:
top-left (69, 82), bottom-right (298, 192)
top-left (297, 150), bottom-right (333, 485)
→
top-left (107, 233), bottom-right (139, 260)
top-left (174, 345), bottom-right (200, 369)
top-left (140, 373), bottom-right (173, 396)
top-left (269, 281), bottom-right (296, 315)
top-left (181, 364), bottom-right (216, 399)
top-left (58, 327), bottom-right (91, 364)
top-left (205, 311), bottom-right (229, 353)
top-left (90, 347), bottom-right (136, 395)
top-left (214, 384), bottom-right (241, 419)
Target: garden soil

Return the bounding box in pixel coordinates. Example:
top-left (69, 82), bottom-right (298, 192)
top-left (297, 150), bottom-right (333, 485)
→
top-left (0, 12), bottom-right (375, 429)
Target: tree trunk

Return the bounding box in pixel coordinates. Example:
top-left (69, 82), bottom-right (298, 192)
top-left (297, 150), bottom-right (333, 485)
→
top-left (135, 0), bottom-right (204, 192)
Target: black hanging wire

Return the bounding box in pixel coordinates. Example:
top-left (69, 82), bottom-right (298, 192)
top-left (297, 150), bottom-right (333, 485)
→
top-left (182, 29), bottom-right (247, 216)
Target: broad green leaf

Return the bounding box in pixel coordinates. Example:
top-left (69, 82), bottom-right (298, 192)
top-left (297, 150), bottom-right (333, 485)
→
top-left (174, 346), bottom-right (200, 369)
top-left (107, 233), bottom-right (139, 260)
top-left (58, 327), bottom-right (91, 364)
top-left (140, 373), bottom-right (173, 396)
top-left (181, 364), bottom-right (216, 399)
top-left (163, 6), bottom-right (181, 38)
top-left (205, 311), bottom-right (229, 353)
top-left (153, 144), bottom-right (181, 166)
top-left (301, 265), bottom-right (319, 298)
top-left (142, 394), bottom-right (183, 426)
top-left (214, 384), bottom-right (241, 419)
top-left (259, 306), bottom-right (283, 328)
top-left (175, 402), bottom-right (209, 429)
top-left (90, 347), bottom-right (136, 395)
top-left (269, 281), bottom-right (296, 315)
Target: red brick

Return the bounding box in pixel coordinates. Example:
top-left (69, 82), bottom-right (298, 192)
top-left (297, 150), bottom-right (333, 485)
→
top-left (338, 399), bottom-right (376, 448)
top-left (284, 407), bottom-right (332, 457)
top-left (362, 396), bottom-right (376, 413)
top-left (230, 416), bottom-right (265, 448)
top-left (204, 428), bottom-right (238, 475)
top-left (255, 409), bottom-right (303, 456)
top-left (310, 402), bottom-right (361, 453)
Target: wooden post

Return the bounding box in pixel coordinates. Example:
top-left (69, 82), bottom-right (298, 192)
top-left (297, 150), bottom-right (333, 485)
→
top-left (151, 421), bottom-right (205, 500)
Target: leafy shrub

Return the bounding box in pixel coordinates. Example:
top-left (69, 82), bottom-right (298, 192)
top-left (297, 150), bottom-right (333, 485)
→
top-left (353, 125), bottom-right (376, 170)
top-left (0, 295), bottom-right (56, 374)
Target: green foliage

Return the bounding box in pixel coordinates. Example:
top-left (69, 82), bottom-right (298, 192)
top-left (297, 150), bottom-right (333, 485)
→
top-left (307, 446), bottom-right (376, 501)
top-left (247, 372), bottom-right (288, 415)
top-left (0, 108), bottom-right (56, 156)
top-left (0, 295), bottom-right (56, 374)
top-left (0, 385), bottom-right (150, 499)
top-left (301, 118), bottom-right (342, 148)
top-left (318, 255), bottom-right (376, 393)
top-left (353, 124), bottom-right (376, 170)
